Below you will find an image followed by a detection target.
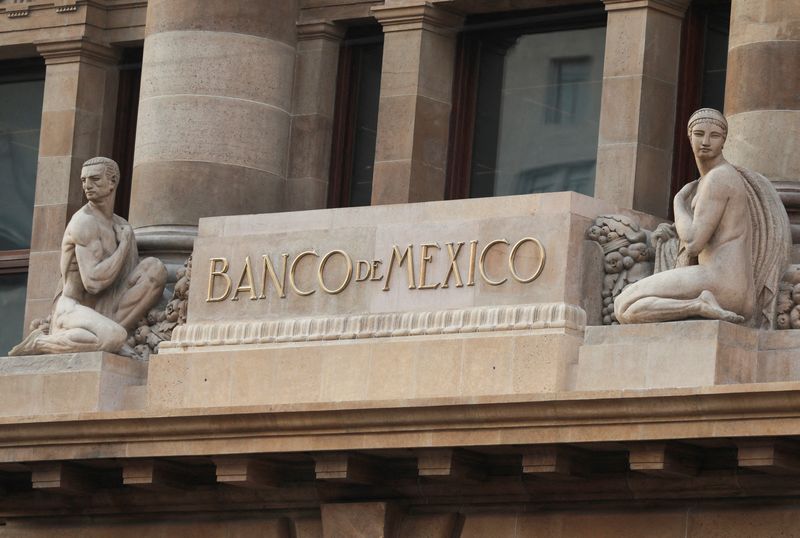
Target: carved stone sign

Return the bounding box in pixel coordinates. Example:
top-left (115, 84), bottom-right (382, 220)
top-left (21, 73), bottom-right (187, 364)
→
top-left (172, 193), bottom-right (660, 348)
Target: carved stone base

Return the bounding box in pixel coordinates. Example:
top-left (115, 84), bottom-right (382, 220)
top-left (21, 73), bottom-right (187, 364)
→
top-left (0, 352), bottom-right (147, 416)
top-left (576, 321), bottom-right (759, 391)
top-left (150, 328), bottom-right (583, 409)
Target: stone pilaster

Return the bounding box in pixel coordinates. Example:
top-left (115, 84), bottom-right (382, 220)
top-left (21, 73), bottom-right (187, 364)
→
top-left (285, 21), bottom-right (345, 211)
top-left (371, 3), bottom-right (463, 204)
top-left (594, 0), bottom-right (690, 218)
top-left (724, 0), bottom-right (800, 183)
top-left (24, 38), bottom-right (120, 331)
top-left (129, 0), bottom-right (299, 268)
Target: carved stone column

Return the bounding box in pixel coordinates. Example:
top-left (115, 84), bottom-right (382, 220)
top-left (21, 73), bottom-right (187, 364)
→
top-left (24, 38), bottom-right (120, 330)
top-left (129, 0), bottom-right (298, 271)
top-left (371, 4), bottom-right (463, 204)
top-left (724, 0), bottom-right (800, 248)
top-left (595, 0), bottom-right (690, 218)
top-left (285, 21), bottom-right (345, 211)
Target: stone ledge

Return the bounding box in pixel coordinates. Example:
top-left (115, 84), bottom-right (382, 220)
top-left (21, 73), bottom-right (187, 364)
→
top-left (576, 320), bottom-right (759, 391)
top-left (0, 352), bottom-right (147, 417)
top-left (151, 329), bottom-right (583, 409)
top-left (3, 382), bottom-right (800, 463)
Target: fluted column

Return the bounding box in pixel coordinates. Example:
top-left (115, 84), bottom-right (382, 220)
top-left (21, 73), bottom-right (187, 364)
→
top-left (724, 0), bottom-right (800, 182)
top-left (129, 0), bottom-right (298, 264)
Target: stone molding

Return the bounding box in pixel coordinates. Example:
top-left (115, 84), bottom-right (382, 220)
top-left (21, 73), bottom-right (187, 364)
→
top-left (164, 303), bottom-right (587, 349)
top-left (2, 383), bottom-right (800, 462)
top-left (35, 37), bottom-right (119, 66)
top-left (296, 20), bottom-right (346, 42)
top-left (603, 0), bottom-right (690, 18)
top-left (372, 3), bottom-right (464, 35)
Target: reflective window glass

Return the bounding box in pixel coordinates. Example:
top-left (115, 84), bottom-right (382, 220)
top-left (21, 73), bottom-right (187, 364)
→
top-left (468, 26), bottom-right (606, 198)
top-left (328, 27), bottom-right (384, 208)
top-left (0, 273), bottom-right (27, 356)
top-left (0, 76), bottom-right (44, 249)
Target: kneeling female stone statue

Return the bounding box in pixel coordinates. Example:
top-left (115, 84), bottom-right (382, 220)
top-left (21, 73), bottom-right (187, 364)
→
top-left (614, 109), bottom-right (791, 329)
top-left (10, 157), bottom-right (167, 358)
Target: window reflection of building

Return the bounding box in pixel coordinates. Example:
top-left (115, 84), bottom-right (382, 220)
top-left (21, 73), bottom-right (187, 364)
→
top-left (0, 59), bottom-right (45, 355)
top-left (546, 57), bottom-right (592, 125)
top-left (446, 7), bottom-right (607, 200)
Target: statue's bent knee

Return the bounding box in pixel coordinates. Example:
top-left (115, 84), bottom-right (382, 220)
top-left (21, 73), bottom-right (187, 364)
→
top-left (141, 257), bottom-right (168, 287)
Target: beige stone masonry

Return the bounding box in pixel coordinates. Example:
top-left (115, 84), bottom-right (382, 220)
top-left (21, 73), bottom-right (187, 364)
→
top-left (577, 320), bottom-right (759, 391)
top-left (594, 0), bottom-right (689, 218)
top-left (724, 0), bottom-right (800, 183)
top-left (286, 21), bottom-right (345, 211)
top-left (151, 329), bottom-right (582, 409)
top-left (185, 193), bottom-right (661, 327)
top-left (371, 3), bottom-right (463, 204)
top-left (24, 37), bottom-right (120, 332)
top-left (0, 352), bottom-right (146, 417)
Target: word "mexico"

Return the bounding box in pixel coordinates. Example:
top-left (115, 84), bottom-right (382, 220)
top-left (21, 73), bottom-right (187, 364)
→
top-left (206, 238), bottom-right (546, 302)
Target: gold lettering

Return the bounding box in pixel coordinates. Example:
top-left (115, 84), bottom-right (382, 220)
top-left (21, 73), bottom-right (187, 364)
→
top-left (370, 260), bottom-right (383, 281)
top-left (467, 240), bottom-right (478, 286)
top-left (259, 253), bottom-right (289, 299)
top-left (508, 237), bottom-right (546, 283)
top-left (382, 245), bottom-right (416, 291)
top-left (355, 260), bottom-right (371, 282)
top-left (206, 257), bottom-right (232, 302)
top-left (289, 250), bottom-right (318, 296)
top-left (232, 256), bottom-right (258, 301)
top-left (418, 242), bottom-right (440, 290)
top-left (479, 239), bottom-right (509, 286)
top-left (441, 242), bottom-right (464, 289)
top-left (318, 250), bottom-right (354, 295)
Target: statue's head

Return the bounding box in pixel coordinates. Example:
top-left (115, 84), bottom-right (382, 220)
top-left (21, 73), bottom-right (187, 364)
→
top-left (80, 157), bottom-right (120, 203)
top-left (687, 108), bottom-right (727, 161)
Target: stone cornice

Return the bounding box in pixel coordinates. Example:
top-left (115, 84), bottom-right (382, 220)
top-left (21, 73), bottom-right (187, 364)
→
top-left (2, 383), bottom-right (800, 462)
top-left (603, 0), bottom-right (691, 18)
top-left (372, 2), bottom-right (464, 35)
top-left (296, 20), bottom-right (346, 42)
top-left (35, 36), bottom-right (119, 65)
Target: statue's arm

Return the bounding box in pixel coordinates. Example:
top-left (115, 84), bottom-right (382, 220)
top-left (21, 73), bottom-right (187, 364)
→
top-left (72, 219), bottom-right (132, 295)
top-left (675, 175), bottom-right (729, 257)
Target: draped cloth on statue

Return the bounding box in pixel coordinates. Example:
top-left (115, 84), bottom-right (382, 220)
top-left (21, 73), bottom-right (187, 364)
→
top-left (737, 166), bottom-right (792, 329)
top-left (652, 167), bottom-right (791, 329)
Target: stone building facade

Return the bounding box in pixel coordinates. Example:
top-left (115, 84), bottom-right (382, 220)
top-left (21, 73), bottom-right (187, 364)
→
top-left (1, 0), bottom-right (799, 536)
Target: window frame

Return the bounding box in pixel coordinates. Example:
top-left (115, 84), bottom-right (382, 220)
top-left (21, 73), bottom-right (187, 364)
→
top-left (670, 0), bottom-right (730, 216)
top-left (0, 58), bottom-right (46, 278)
top-left (327, 26), bottom-right (384, 208)
top-left (112, 46), bottom-right (143, 220)
top-left (445, 6), bottom-right (607, 200)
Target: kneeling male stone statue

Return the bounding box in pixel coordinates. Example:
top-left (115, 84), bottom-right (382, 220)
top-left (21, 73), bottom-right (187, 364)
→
top-left (10, 157), bottom-right (167, 358)
top-left (614, 109), bottom-right (791, 329)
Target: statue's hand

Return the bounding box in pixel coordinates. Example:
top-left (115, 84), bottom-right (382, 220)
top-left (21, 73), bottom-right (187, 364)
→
top-left (676, 245), bottom-right (697, 267)
top-left (114, 223), bottom-right (134, 246)
top-left (653, 222), bottom-right (677, 242)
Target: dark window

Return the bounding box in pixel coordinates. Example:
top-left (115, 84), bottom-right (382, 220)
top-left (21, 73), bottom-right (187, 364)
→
top-left (671, 0), bottom-right (730, 205)
top-left (0, 58), bottom-right (45, 355)
top-left (328, 26), bottom-right (384, 208)
top-left (112, 47), bottom-right (143, 220)
top-left (447, 7), bottom-right (606, 200)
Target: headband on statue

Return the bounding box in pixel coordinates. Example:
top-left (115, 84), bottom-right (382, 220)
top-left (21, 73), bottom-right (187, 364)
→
top-left (687, 108), bottom-right (728, 136)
